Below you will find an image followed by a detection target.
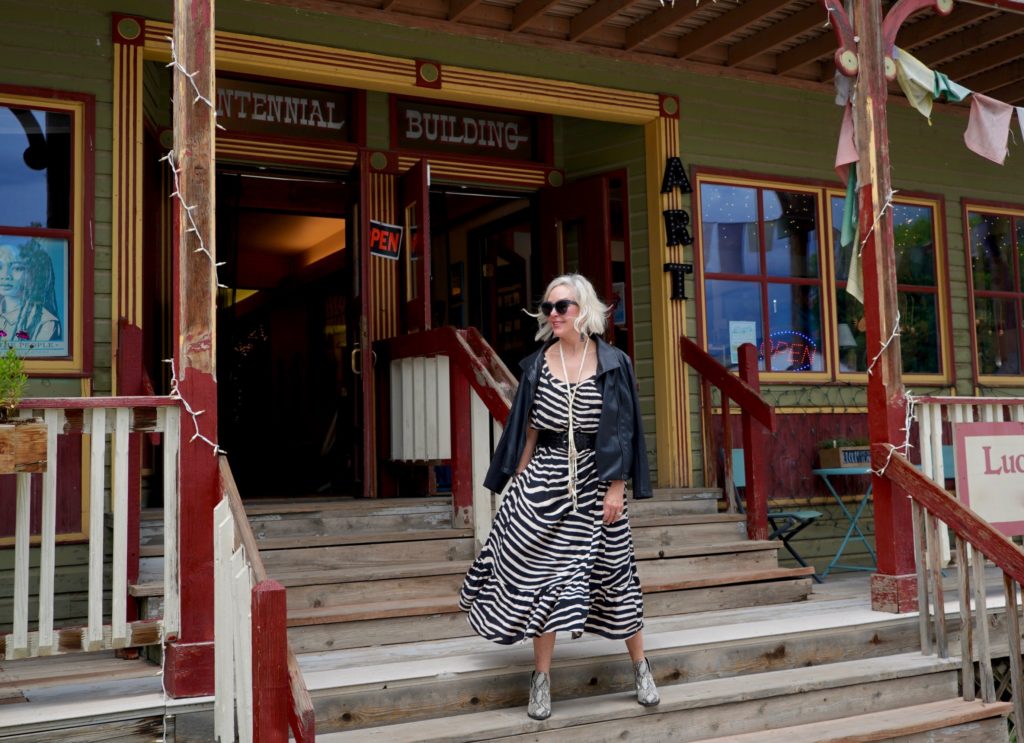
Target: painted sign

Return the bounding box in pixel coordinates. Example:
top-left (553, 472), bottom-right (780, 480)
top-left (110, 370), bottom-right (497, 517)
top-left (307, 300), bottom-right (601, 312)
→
top-left (955, 421), bottom-right (1024, 535)
top-left (729, 320), bottom-right (757, 364)
top-left (215, 77), bottom-right (351, 141)
top-left (0, 235), bottom-right (69, 358)
top-left (369, 220), bottom-right (404, 261)
top-left (395, 99), bottom-right (538, 160)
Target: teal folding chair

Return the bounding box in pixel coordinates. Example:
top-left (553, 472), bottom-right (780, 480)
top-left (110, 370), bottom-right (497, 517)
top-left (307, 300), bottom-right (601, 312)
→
top-left (730, 449), bottom-right (823, 583)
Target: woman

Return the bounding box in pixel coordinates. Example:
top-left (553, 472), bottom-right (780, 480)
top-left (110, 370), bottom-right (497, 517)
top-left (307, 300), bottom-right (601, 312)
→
top-left (0, 242), bottom-right (61, 342)
top-left (459, 273), bottom-right (658, 720)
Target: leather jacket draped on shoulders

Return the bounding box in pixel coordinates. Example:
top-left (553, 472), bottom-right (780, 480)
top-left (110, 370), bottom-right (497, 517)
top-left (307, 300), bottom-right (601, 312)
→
top-left (483, 336), bottom-right (653, 499)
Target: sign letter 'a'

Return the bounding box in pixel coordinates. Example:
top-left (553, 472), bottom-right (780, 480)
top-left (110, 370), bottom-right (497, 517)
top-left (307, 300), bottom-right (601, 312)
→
top-left (369, 220), bottom-right (405, 260)
top-left (660, 156), bottom-right (692, 194)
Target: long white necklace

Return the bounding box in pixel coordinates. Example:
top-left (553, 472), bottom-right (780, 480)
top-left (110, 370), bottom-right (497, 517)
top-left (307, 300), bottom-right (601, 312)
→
top-left (559, 336), bottom-right (590, 512)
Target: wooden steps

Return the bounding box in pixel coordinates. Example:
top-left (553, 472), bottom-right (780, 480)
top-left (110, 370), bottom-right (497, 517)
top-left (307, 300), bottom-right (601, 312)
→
top-left (688, 698), bottom-right (1011, 742)
top-left (310, 652), bottom-right (967, 740)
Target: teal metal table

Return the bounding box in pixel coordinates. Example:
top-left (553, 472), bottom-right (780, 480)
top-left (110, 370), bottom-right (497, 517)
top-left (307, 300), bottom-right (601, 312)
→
top-left (812, 466), bottom-right (877, 578)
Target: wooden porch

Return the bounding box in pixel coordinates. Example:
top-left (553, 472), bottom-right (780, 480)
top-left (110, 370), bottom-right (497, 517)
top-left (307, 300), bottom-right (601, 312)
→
top-left (0, 568), bottom-right (1013, 741)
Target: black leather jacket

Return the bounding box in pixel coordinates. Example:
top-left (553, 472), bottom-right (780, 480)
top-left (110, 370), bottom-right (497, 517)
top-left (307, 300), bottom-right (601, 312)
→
top-left (483, 336), bottom-right (653, 499)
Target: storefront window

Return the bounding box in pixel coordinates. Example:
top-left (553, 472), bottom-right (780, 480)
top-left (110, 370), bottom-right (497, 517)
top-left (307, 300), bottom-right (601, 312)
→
top-left (830, 196), bottom-right (944, 378)
top-left (699, 181), bottom-right (824, 373)
top-left (969, 208), bottom-right (1024, 378)
top-left (0, 92), bottom-right (85, 369)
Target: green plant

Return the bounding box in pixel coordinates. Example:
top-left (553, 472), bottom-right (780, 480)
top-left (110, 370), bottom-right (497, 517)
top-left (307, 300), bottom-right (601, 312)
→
top-left (0, 345), bottom-right (27, 422)
top-left (817, 437), bottom-right (870, 449)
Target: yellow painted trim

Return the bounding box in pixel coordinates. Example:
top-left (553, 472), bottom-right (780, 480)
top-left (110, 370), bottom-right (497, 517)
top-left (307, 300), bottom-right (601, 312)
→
top-left (645, 117), bottom-right (689, 487)
top-left (964, 203), bottom-right (1024, 219)
top-left (717, 406), bottom-right (869, 414)
top-left (0, 93), bottom-right (88, 375)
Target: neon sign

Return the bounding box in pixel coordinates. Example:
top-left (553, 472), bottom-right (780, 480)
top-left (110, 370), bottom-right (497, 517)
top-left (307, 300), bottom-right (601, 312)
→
top-left (761, 330), bottom-right (817, 372)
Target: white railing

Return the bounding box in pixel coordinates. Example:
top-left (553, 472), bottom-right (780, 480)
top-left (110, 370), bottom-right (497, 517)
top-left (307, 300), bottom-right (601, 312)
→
top-left (215, 459), bottom-right (314, 743)
top-left (914, 395), bottom-right (1024, 563)
top-left (3, 397), bottom-right (179, 659)
top-left (390, 356), bottom-right (452, 462)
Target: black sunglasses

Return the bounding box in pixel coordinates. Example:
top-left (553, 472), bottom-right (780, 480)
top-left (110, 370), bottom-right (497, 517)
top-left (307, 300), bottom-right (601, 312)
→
top-left (540, 299), bottom-right (579, 316)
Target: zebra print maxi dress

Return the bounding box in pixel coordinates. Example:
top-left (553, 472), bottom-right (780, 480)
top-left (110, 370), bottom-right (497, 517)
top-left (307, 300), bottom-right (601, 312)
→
top-left (459, 362), bottom-right (645, 645)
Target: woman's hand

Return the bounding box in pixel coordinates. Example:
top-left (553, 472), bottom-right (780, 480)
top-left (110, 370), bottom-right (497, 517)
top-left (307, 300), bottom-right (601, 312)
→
top-left (603, 481), bottom-right (626, 524)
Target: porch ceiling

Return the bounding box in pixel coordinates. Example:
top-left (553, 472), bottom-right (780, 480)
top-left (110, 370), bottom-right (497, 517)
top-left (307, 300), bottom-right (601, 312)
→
top-left (256, 0), bottom-right (1024, 105)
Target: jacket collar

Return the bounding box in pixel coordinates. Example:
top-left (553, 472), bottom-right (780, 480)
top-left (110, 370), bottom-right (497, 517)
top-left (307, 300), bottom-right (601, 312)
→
top-left (520, 336), bottom-right (621, 377)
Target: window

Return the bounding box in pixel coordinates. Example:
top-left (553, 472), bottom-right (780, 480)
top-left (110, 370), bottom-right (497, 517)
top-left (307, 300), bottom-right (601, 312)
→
top-left (697, 178), bottom-right (826, 376)
top-left (0, 89), bottom-right (91, 373)
top-left (967, 205), bottom-right (1024, 380)
top-left (695, 172), bottom-right (949, 382)
top-left (830, 194), bottom-right (946, 380)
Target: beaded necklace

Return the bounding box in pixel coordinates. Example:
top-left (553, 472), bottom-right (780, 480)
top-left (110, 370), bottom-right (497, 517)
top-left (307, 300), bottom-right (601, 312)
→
top-left (558, 335), bottom-right (590, 512)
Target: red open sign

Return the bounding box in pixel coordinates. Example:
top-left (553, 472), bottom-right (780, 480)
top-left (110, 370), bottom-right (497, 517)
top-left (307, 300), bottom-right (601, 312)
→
top-left (369, 220), bottom-right (404, 260)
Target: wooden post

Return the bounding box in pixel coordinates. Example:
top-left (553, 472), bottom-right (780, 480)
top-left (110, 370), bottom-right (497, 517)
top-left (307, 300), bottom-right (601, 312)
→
top-left (853, 0), bottom-right (917, 612)
top-left (164, 0), bottom-right (219, 697)
top-left (738, 344), bottom-right (767, 541)
top-left (450, 367), bottom-right (473, 528)
top-left (252, 580), bottom-right (289, 743)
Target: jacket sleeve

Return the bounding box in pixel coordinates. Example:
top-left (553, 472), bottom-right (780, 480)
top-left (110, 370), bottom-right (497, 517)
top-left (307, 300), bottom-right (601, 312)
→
top-left (482, 373), bottom-right (531, 494)
top-left (626, 356), bottom-right (653, 499)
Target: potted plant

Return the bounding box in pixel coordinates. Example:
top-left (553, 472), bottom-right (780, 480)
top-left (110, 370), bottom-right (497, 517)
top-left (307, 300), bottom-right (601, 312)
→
top-left (0, 335), bottom-right (46, 473)
top-left (817, 437), bottom-right (871, 469)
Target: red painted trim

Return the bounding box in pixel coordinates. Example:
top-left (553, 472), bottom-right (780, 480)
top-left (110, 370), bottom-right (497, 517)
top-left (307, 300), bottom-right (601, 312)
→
top-left (252, 580), bottom-right (289, 743)
top-left (0, 226), bottom-right (73, 239)
top-left (680, 337), bottom-right (775, 430)
top-left (450, 369), bottom-right (474, 521)
top-left (414, 59), bottom-right (443, 89)
top-left (163, 639), bottom-right (215, 698)
top-left (881, 446), bottom-right (1024, 585)
top-left (353, 89), bottom-right (367, 148)
top-left (21, 396), bottom-right (176, 408)
top-left (739, 344), bottom-right (768, 541)
top-left (111, 14), bottom-right (146, 46)
top-left (81, 88), bottom-right (96, 377)
top-left (915, 395), bottom-right (1024, 405)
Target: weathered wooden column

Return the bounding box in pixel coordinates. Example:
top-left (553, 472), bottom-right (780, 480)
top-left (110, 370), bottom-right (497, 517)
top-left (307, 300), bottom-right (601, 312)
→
top-left (853, 0), bottom-right (917, 612)
top-left (164, 0), bottom-right (219, 696)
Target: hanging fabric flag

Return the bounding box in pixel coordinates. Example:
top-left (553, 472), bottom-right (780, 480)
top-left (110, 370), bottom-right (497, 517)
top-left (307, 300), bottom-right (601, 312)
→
top-left (835, 102), bottom-right (858, 184)
top-left (934, 72), bottom-right (971, 103)
top-left (843, 169), bottom-right (863, 304)
top-left (964, 93), bottom-right (1014, 165)
top-left (894, 47), bottom-right (936, 122)
top-left (1017, 107), bottom-right (1024, 144)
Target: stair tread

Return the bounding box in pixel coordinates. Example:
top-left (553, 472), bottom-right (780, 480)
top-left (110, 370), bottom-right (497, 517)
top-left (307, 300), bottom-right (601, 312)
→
top-left (286, 566), bottom-right (813, 623)
top-left (631, 514), bottom-right (746, 526)
top-left (256, 528), bottom-right (473, 551)
top-left (689, 698), bottom-right (1012, 742)
top-left (312, 653), bottom-right (961, 741)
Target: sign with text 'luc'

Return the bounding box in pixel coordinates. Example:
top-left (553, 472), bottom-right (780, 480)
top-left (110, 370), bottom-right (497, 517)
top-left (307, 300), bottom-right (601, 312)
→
top-left (369, 220), bottom-right (404, 261)
top-left (955, 422), bottom-right (1024, 536)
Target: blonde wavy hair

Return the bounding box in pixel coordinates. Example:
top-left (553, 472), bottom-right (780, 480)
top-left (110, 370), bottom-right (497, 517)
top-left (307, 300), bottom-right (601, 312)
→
top-left (529, 273), bottom-right (609, 341)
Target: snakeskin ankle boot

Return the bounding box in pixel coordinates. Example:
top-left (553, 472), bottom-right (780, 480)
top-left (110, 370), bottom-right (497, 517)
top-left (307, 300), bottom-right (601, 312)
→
top-left (527, 670), bottom-right (551, 720)
top-left (634, 657), bottom-right (660, 707)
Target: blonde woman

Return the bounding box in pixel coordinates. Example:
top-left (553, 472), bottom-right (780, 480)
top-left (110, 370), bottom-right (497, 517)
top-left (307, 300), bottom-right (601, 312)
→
top-left (459, 273), bottom-right (658, 720)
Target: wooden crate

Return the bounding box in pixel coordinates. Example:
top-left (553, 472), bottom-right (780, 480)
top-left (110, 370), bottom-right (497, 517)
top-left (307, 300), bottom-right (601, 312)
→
top-left (818, 446), bottom-right (870, 469)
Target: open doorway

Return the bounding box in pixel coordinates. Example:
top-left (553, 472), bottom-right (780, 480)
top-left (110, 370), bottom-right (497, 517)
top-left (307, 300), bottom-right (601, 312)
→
top-left (216, 169), bottom-right (359, 498)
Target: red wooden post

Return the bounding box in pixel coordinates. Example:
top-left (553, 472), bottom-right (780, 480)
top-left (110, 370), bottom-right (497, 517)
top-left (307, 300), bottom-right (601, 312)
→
top-left (450, 367), bottom-right (473, 528)
top-left (252, 580), bottom-right (289, 743)
top-left (738, 344), bottom-right (768, 540)
top-left (164, 0), bottom-right (219, 696)
top-left (854, 0), bottom-right (917, 613)
top-left (116, 319), bottom-right (144, 626)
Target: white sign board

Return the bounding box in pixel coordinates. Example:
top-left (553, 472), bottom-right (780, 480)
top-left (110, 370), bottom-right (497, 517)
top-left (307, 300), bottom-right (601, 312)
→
top-left (729, 320), bottom-right (757, 365)
top-left (955, 421), bottom-right (1024, 536)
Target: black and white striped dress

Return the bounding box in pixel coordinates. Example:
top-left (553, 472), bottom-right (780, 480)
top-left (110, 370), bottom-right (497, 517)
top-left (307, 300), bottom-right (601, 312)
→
top-left (459, 362), bottom-right (645, 644)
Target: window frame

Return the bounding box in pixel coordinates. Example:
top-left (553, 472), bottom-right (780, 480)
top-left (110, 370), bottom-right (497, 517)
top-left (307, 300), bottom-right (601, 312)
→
top-left (693, 168), bottom-right (952, 385)
top-left (0, 86), bottom-right (94, 376)
top-left (965, 200), bottom-right (1024, 386)
top-left (693, 171), bottom-right (831, 382)
top-left (827, 188), bottom-right (952, 386)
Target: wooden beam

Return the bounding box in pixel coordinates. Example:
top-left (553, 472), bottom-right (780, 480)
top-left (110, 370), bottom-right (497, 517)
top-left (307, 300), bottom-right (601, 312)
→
top-left (511, 0), bottom-right (560, 32)
top-left (962, 59), bottom-right (1024, 94)
top-left (449, 0), bottom-right (482, 22)
top-left (914, 16), bottom-right (1024, 67)
top-left (381, 0), bottom-right (400, 9)
top-left (624, 1), bottom-right (704, 51)
top-left (990, 79), bottom-right (1024, 106)
top-left (726, 4), bottom-right (824, 67)
top-left (165, 0), bottom-right (218, 699)
top-left (774, 32), bottom-right (833, 74)
top-left (940, 32), bottom-right (1024, 80)
top-left (678, 0), bottom-right (793, 59)
top-left (896, 3), bottom-right (995, 49)
top-left (569, 0), bottom-right (638, 41)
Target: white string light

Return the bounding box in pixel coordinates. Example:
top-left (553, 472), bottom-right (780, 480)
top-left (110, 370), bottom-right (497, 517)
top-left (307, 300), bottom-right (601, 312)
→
top-left (872, 391), bottom-right (918, 477)
top-left (858, 188), bottom-right (899, 258)
top-left (867, 309), bottom-right (900, 377)
top-left (166, 357), bottom-right (224, 456)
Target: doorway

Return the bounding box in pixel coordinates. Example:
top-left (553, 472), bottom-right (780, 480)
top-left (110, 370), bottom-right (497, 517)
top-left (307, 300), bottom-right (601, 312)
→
top-left (216, 169), bottom-right (360, 498)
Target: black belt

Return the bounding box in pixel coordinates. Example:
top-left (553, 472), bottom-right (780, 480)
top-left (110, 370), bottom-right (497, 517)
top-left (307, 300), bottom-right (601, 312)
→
top-left (536, 430), bottom-right (596, 451)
